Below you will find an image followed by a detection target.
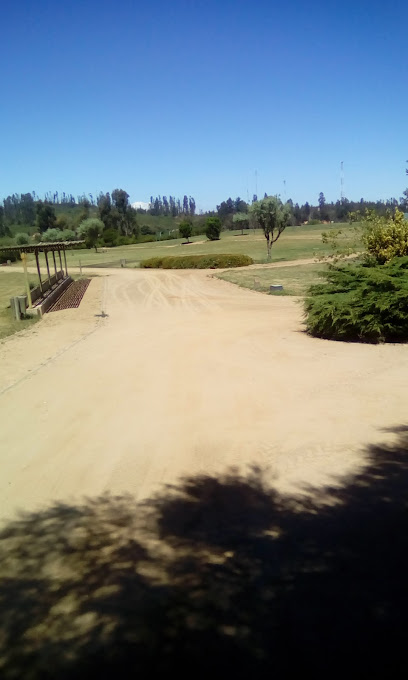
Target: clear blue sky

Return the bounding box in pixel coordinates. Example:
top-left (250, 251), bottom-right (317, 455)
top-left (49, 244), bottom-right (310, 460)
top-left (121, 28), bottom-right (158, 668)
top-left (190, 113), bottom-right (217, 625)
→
top-left (1, 0), bottom-right (407, 211)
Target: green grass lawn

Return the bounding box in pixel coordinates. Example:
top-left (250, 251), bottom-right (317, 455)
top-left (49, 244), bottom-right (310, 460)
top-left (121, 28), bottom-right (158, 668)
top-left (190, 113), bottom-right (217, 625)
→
top-left (14, 223), bottom-right (356, 271)
top-left (216, 263), bottom-right (328, 296)
top-left (0, 271), bottom-right (39, 340)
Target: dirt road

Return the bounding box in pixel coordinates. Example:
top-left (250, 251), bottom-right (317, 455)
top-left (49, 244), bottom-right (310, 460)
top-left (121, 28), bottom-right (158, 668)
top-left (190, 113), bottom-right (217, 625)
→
top-left (0, 268), bottom-right (407, 521)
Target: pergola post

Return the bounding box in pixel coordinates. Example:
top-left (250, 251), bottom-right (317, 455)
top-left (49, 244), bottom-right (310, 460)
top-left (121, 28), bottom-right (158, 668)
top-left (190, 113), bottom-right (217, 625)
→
top-left (63, 248), bottom-right (68, 276)
top-left (21, 252), bottom-right (33, 308)
top-left (44, 250), bottom-right (51, 284)
top-left (58, 249), bottom-right (63, 275)
top-left (34, 250), bottom-right (43, 294)
top-left (52, 250), bottom-right (57, 279)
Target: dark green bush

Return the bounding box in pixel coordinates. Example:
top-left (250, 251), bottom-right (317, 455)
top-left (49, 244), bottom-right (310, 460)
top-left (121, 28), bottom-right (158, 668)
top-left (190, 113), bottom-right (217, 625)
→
top-left (179, 220), bottom-right (193, 242)
top-left (101, 228), bottom-right (119, 247)
top-left (116, 235), bottom-right (133, 246)
top-left (136, 234), bottom-right (156, 243)
top-left (304, 260), bottom-right (408, 343)
top-left (205, 217), bottom-right (222, 241)
top-left (141, 254), bottom-right (253, 269)
top-left (0, 251), bottom-right (18, 264)
top-left (141, 225), bottom-right (155, 236)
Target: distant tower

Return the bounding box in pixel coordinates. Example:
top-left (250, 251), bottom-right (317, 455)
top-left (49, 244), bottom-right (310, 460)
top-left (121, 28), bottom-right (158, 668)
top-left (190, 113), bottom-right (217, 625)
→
top-left (283, 179), bottom-right (286, 200)
top-left (341, 161), bottom-right (345, 202)
top-left (255, 170), bottom-right (258, 197)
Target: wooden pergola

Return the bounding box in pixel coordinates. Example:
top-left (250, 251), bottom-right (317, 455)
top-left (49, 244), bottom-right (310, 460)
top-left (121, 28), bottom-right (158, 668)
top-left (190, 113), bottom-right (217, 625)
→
top-left (0, 241), bottom-right (85, 308)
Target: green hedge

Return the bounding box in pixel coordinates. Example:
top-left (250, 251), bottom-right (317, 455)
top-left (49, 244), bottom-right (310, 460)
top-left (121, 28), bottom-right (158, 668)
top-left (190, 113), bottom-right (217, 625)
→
top-left (0, 252), bottom-right (18, 264)
top-left (304, 257), bottom-right (408, 343)
top-left (141, 254), bottom-right (253, 269)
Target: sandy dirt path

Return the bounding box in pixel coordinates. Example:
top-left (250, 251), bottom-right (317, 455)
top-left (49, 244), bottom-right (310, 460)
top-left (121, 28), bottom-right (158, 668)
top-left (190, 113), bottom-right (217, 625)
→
top-left (0, 268), bottom-right (407, 521)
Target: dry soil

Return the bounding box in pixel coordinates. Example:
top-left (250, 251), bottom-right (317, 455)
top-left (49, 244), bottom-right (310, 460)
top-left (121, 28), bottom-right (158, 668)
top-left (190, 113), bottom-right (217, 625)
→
top-left (0, 267), bottom-right (407, 521)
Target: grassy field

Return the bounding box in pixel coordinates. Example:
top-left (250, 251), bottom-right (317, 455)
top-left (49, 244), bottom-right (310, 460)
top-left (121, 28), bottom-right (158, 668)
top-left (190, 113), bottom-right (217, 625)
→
top-left (217, 263), bottom-right (328, 296)
top-left (0, 271), bottom-right (39, 340)
top-left (14, 223), bottom-right (356, 271)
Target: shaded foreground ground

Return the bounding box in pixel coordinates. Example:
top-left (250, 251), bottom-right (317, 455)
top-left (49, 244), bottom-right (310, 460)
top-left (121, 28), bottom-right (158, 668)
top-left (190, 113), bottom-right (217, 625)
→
top-left (1, 427), bottom-right (408, 677)
top-left (0, 268), bottom-right (407, 676)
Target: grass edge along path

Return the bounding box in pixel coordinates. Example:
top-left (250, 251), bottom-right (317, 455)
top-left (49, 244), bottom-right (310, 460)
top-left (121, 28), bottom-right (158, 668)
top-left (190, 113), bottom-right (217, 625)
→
top-left (216, 262), bottom-right (328, 296)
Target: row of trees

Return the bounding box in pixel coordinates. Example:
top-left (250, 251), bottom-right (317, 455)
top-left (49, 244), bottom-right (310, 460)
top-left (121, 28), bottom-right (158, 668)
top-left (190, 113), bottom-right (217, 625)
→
top-left (148, 195), bottom-right (196, 216)
top-left (2, 168), bottom-right (408, 247)
top-left (96, 190), bottom-right (138, 237)
top-left (179, 217), bottom-right (222, 243)
top-left (215, 192), bottom-right (408, 228)
top-left (2, 189), bottom-right (408, 235)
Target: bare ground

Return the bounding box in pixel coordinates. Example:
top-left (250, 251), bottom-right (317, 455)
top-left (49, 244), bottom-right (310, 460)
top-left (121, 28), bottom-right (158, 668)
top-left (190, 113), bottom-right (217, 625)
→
top-left (0, 268), bottom-right (407, 521)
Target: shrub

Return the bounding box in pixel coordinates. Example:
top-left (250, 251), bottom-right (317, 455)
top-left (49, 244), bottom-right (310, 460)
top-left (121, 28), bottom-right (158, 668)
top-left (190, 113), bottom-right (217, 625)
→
top-left (15, 232), bottom-right (30, 245)
top-left (205, 216), bottom-right (222, 241)
top-left (0, 251), bottom-right (18, 264)
top-left (56, 215), bottom-right (70, 231)
top-left (141, 225), bottom-right (155, 236)
top-left (101, 229), bottom-right (119, 247)
top-left (179, 220), bottom-right (193, 242)
top-left (116, 235), bottom-right (133, 246)
top-left (41, 228), bottom-right (61, 242)
top-left (60, 229), bottom-right (78, 241)
top-left (361, 208), bottom-right (408, 264)
top-left (136, 234), bottom-right (156, 243)
top-left (304, 260), bottom-right (408, 343)
top-left (141, 254), bottom-right (253, 269)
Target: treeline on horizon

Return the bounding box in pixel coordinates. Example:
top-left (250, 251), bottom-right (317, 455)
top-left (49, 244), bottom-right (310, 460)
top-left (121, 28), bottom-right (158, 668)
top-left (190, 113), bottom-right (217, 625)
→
top-left (1, 187), bottom-right (408, 242)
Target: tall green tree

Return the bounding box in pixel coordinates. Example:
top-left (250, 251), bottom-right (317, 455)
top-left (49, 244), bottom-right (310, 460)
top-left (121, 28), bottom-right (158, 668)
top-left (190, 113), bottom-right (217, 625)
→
top-left (233, 212), bottom-right (249, 235)
top-left (293, 203), bottom-right (302, 225)
top-left (217, 198), bottom-right (235, 220)
top-left (0, 206), bottom-right (8, 237)
top-left (36, 202), bottom-right (57, 233)
top-left (97, 193), bottom-right (112, 229)
top-left (20, 193), bottom-right (36, 225)
top-left (111, 189), bottom-right (129, 214)
top-left (77, 198), bottom-right (91, 226)
top-left (250, 196), bottom-right (291, 259)
top-left (234, 197), bottom-right (248, 213)
top-left (122, 206), bottom-right (139, 237)
top-left (318, 192), bottom-right (326, 209)
top-left (77, 218), bottom-right (103, 252)
top-left (318, 192), bottom-right (330, 221)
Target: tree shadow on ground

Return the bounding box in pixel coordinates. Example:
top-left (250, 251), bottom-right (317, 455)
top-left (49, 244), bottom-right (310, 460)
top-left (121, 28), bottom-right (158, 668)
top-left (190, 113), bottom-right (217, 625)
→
top-left (1, 428), bottom-right (408, 678)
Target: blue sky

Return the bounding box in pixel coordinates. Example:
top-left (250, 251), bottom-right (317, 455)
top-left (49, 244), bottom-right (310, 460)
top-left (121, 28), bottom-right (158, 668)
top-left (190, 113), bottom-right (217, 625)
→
top-left (1, 0), bottom-right (407, 211)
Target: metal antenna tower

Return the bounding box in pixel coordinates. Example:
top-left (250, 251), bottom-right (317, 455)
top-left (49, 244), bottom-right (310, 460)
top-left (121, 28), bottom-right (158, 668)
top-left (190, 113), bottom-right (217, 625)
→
top-left (255, 170), bottom-right (258, 197)
top-left (341, 161), bottom-right (345, 202)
